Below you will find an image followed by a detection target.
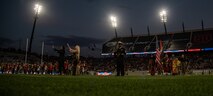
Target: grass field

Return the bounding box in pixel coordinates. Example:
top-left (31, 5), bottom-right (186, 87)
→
top-left (0, 75), bottom-right (213, 96)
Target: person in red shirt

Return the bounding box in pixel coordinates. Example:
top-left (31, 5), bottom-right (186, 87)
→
top-left (162, 54), bottom-right (170, 75)
top-left (55, 63), bottom-right (59, 75)
top-left (149, 55), bottom-right (156, 76)
top-left (49, 63), bottom-right (53, 75)
top-left (64, 60), bottom-right (69, 75)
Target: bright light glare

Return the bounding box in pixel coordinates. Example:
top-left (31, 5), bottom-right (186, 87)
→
top-left (110, 16), bottom-right (117, 27)
top-left (112, 22), bottom-right (117, 27)
top-left (110, 16), bottom-right (117, 22)
top-left (160, 10), bottom-right (167, 22)
top-left (34, 4), bottom-right (42, 14)
top-left (160, 10), bottom-right (167, 16)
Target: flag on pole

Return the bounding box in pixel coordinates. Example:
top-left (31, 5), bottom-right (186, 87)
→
top-left (156, 36), bottom-right (164, 74)
top-left (155, 36), bottom-right (162, 65)
top-left (159, 39), bottom-right (163, 51)
top-left (25, 38), bottom-right (29, 64)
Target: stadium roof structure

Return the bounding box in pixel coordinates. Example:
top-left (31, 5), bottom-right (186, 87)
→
top-left (102, 28), bottom-right (213, 55)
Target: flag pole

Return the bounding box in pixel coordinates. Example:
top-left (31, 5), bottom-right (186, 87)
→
top-left (41, 41), bottom-right (44, 64)
top-left (25, 38), bottom-right (29, 64)
top-left (130, 27), bottom-right (133, 37)
top-left (201, 19), bottom-right (204, 31)
top-left (147, 26), bottom-right (151, 42)
top-left (182, 22), bottom-right (185, 33)
top-left (155, 35), bottom-right (163, 75)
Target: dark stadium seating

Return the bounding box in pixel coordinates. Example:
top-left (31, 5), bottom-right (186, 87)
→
top-left (102, 29), bottom-right (213, 54)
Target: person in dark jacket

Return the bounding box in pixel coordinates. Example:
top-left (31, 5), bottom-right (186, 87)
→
top-left (53, 45), bottom-right (65, 75)
top-left (114, 41), bottom-right (126, 76)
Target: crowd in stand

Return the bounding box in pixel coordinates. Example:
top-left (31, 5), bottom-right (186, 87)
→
top-left (0, 59), bottom-right (90, 75)
top-left (0, 48), bottom-right (213, 75)
top-left (0, 50), bottom-right (89, 75)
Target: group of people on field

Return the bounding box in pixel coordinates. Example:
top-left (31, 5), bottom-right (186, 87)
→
top-left (149, 53), bottom-right (212, 76)
top-left (52, 41), bottom-right (127, 77)
top-left (53, 44), bottom-right (81, 75)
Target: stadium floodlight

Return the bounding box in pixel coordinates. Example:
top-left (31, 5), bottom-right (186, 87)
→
top-left (28, 3), bottom-right (42, 54)
top-left (159, 9), bottom-right (168, 35)
top-left (34, 4), bottom-right (42, 15)
top-left (110, 15), bottom-right (118, 38)
top-left (160, 10), bottom-right (167, 22)
top-left (110, 16), bottom-right (117, 28)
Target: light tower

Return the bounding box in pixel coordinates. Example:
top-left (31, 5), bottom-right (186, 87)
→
top-left (160, 10), bottom-right (167, 35)
top-left (110, 16), bottom-right (118, 38)
top-left (28, 3), bottom-right (42, 53)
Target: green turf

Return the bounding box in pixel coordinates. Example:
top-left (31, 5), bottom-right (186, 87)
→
top-left (0, 75), bottom-right (213, 96)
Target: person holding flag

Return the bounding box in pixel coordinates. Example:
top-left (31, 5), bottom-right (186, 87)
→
top-left (67, 43), bottom-right (80, 76)
top-left (155, 36), bottom-right (163, 75)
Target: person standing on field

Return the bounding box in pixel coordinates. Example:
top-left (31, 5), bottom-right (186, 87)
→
top-left (68, 44), bottom-right (80, 76)
top-left (114, 41), bottom-right (126, 76)
top-left (53, 45), bottom-right (65, 75)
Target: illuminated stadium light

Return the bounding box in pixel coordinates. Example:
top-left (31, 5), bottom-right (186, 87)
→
top-left (28, 3), bottom-right (43, 53)
top-left (110, 16), bottom-right (117, 28)
top-left (110, 16), bottom-right (117, 22)
top-left (109, 15), bottom-right (118, 38)
top-left (34, 4), bottom-right (42, 14)
top-left (160, 10), bottom-right (167, 22)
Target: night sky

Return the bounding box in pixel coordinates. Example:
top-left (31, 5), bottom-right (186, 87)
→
top-left (1, 0), bottom-right (213, 57)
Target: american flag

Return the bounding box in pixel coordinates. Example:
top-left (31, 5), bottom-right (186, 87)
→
top-left (155, 36), bottom-right (163, 65)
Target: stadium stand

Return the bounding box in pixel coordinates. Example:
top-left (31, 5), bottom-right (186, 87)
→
top-left (102, 28), bottom-right (213, 55)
